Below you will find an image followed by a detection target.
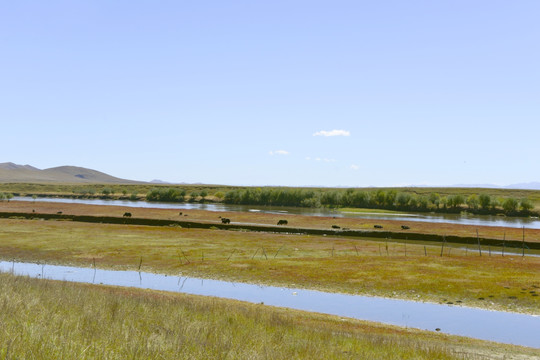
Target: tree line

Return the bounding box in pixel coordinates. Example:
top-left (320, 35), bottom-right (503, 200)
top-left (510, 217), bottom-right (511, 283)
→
top-left (0, 192), bottom-right (14, 201)
top-left (221, 188), bottom-right (536, 216)
top-left (146, 188), bottom-right (210, 202)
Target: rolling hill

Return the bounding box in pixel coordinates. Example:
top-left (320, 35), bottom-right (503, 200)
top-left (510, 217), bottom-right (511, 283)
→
top-left (0, 162), bottom-right (143, 184)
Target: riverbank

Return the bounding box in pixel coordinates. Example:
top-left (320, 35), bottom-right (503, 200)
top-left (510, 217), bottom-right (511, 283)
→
top-left (4, 272), bottom-right (537, 359)
top-left (4, 260), bottom-right (539, 348)
top-left (2, 182), bottom-right (540, 219)
top-left (2, 200), bottom-right (540, 244)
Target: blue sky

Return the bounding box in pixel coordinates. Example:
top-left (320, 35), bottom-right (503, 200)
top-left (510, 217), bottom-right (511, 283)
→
top-left (1, 1), bottom-right (539, 186)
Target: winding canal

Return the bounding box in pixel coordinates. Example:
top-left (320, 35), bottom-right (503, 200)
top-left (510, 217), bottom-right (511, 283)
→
top-left (1, 260), bottom-right (539, 349)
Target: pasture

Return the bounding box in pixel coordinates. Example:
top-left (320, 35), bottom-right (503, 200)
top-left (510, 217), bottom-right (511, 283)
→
top-left (2, 200), bottom-right (540, 243)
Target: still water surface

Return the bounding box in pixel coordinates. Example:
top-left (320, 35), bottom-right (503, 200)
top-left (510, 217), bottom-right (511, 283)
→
top-left (1, 260), bottom-right (539, 348)
top-left (14, 196), bottom-right (540, 229)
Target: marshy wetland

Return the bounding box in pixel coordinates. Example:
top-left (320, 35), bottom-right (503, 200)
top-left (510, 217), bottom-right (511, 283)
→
top-left (3, 260), bottom-right (539, 348)
top-left (0, 199), bottom-right (539, 358)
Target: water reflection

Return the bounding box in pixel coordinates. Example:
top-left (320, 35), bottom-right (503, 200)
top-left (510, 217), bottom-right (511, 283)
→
top-left (1, 260), bottom-right (539, 348)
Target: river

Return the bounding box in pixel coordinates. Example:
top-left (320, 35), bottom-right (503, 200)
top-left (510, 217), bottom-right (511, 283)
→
top-left (1, 260), bottom-right (538, 349)
top-left (13, 196), bottom-right (540, 229)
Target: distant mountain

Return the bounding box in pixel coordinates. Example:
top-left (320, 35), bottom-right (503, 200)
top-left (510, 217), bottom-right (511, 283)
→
top-left (0, 162), bottom-right (144, 184)
top-left (448, 183), bottom-right (501, 189)
top-left (505, 182), bottom-right (540, 190)
top-left (0, 162), bottom-right (40, 171)
top-left (446, 182), bottom-right (540, 190)
top-left (150, 179), bottom-right (171, 184)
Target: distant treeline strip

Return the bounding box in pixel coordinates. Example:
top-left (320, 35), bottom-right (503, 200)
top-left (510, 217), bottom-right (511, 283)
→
top-left (1, 211), bottom-right (538, 250)
top-left (146, 187), bottom-right (537, 217)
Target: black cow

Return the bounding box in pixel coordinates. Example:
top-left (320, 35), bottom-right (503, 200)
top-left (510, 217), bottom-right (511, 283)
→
top-left (374, 225), bottom-right (383, 229)
top-left (401, 225), bottom-right (410, 230)
top-left (179, 212), bottom-right (183, 216)
top-left (123, 212), bottom-right (132, 217)
top-left (221, 218), bottom-right (230, 224)
top-left (57, 211), bottom-right (63, 215)
top-left (277, 219), bottom-right (288, 225)
top-left (332, 225), bottom-right (340, 229)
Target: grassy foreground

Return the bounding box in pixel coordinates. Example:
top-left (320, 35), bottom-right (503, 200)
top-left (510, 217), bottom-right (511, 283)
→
top-left (1, 218), bottom-right (539, 314)
top-left (0, 273), bottom-right (537, 359)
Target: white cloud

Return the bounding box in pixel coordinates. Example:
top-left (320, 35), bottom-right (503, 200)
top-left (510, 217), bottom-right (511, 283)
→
top-left (350, 164), bottom-right (360, 170)
top-left (305, 156), bottom-right (311, 160)
top-left (313, 129), bottom-right (350, 137)
top-left (269, 150), bottom-right (289, 155)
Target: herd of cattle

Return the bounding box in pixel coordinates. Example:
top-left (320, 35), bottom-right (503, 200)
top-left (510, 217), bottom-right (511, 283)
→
top-left (120, 212), bottom-right (411, 230)
top-left (374, 224), bottom-right (410, 230)
top-left (216, 217), bottom-right (410, 230)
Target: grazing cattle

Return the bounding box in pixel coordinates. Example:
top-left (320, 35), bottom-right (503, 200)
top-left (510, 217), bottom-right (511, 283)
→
top-left (57, 211), bottom-right (62, 215)
top-left (401, 225), bottom-right (410, 230)
top-left (221, 218), bottom-right (230, 224)
top-left (374, 225), bottom-right (383, 229)
top-left (123, 212), bottom-right (132, 217)
top-left (32, 209), bottom-right (35, 213)
top-left (179, 212), bottom-right (183, 216)
top-left (332, 225), bottom-right (340, 229)
top-left (277, 219), bottom-right (288, 225)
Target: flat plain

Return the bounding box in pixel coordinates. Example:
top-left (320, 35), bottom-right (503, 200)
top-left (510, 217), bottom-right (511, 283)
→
top-left (0, 199), bottom-right (539, 358)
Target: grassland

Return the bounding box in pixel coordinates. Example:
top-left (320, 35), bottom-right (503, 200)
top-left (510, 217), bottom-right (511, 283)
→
top-left (0, 211), bottom-right (539, 314)
top-left (3, 273), bottom-right (537, 359)
top-left (0, 182), bottom-right (237, 199)
top-left (1, 199), bottom-right (539, 357)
